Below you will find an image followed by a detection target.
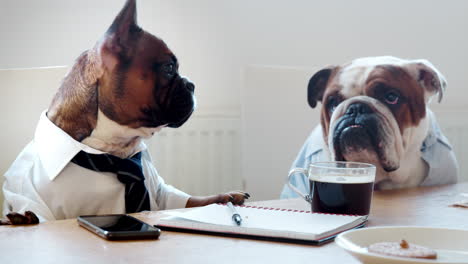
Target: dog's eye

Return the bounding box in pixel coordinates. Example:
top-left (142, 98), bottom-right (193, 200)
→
top-left (384, 92), bottom-right (400, 105)
top-left (327, 97), bottom-right (339, 112)
top-left (162, 63), bottom-right (175, 76)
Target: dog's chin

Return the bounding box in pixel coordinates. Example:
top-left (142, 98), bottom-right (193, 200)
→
top-left (166, 106), bottom-right (194, 128)
top-left (333, 126), bottom-right (399, 172)
top-left (142, 93), bottom-right (195, 129)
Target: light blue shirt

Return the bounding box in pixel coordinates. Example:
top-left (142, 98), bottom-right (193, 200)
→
top-left (280, 111), bottom-right (459, 198)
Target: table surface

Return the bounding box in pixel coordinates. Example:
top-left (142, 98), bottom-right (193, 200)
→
top-left (1, 183), bottom-right (467, 264)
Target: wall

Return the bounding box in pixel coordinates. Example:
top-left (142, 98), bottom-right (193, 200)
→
top-left (1, 0), bottom-right (467, 202)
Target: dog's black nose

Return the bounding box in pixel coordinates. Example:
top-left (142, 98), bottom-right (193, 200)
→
top-left (345, 103), bottom-right (372, 116)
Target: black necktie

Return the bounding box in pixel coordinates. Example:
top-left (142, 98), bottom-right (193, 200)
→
top-left (70, 151), bottom-right (150, 213)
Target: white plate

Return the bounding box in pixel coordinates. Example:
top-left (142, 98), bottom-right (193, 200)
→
top-left (336, 226), bottom-right (468, 264)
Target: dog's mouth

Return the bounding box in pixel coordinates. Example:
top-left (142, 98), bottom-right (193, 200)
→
top-left (333, 117), bottom-right (373, 160)
top-left (332, 113), bottom-right (395, 170)
top-left (164, 77), bottom-right (196, 128)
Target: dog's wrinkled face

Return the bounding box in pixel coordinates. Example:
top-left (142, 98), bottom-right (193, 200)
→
top-left (308, 56), bottom-right (446, 174)
top-left (97, 0), bottom-right (195, 131)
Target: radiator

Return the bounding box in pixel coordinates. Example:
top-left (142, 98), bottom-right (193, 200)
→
top-left (145, 114), bottom-right (243, 196)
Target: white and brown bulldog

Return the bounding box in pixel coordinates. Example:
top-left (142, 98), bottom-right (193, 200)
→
top-left (283, 56), bottom-right (458, 195)
top-left (2, 0), bottom-right (248, 225)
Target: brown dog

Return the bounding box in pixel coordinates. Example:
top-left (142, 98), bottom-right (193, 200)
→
top-left (2, 0), bottom-right (248, 224)
top-left (282, 56), bottom-right (458, 199)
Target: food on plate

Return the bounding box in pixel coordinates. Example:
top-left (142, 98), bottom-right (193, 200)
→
top-left (368, 239), bottom-right (437, 259)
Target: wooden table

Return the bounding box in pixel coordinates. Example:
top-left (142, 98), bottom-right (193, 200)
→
top-left (1, 183), bottom-right (467, 264)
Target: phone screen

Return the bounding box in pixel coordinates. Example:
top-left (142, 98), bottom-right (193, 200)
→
top-left (83, 215), bottom-right (151, 232)
top-left (78, 214), bottom-right (160, 240)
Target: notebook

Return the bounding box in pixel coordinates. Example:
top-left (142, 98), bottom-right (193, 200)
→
top-left (156, 204), bottom-right (367, 244)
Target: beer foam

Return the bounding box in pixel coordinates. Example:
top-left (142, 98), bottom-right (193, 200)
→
top-left (309, 174), bottom-right (374, 184)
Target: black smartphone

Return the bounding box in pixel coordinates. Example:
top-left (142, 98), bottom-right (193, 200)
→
top-left (77, 214), bottom-right (161, 240)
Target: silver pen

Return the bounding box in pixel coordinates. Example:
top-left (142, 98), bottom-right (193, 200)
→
top-left (227, 202), bottom-right (242, 226)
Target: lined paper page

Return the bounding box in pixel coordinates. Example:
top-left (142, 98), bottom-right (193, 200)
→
top-left (159, 204), bottom-right (365, 241)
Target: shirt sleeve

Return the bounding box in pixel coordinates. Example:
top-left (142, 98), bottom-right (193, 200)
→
top-left (3, 151), bottom-right (56, 222)
top-left (141, 150), bottom-right (190, 210)
top-left (153, 176), bottom-right (191, 210)
top-left (280, 136), bottom-right (315, 199)
top-left (419, 115), bottom-right (459, 186)
top-left (420, 138), bottom-right (459, 186)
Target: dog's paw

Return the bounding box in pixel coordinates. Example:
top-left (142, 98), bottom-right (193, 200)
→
top-left (185, 192), bottom-right (250, 208)
top-left (1, 211), bottom-right (40, 225)
top-left (218, 191), bottom-right (250, 205)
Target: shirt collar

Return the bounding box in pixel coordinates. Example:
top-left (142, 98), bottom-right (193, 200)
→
top-left (304, 125), bottom-right (326, 158)
top-left (35, 110), bottom-right (147, 181)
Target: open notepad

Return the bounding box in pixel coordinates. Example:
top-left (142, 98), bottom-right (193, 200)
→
top-left (156, 204), bottom-right (367, 244)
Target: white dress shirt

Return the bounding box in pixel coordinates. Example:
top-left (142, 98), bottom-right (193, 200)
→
top-left (3, 111), bottom-right (190, 222)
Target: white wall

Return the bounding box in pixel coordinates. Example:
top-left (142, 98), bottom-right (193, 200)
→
top-left (1, 0), bottom-right (468, 201)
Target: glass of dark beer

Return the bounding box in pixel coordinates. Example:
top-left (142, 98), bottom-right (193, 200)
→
top-left (287, 161), bottom-right (376, 217)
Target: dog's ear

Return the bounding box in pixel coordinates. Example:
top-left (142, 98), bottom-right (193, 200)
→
top-left (98, 0), bottom-right (141, 69)
top-left (308, 67), bottom-right (334, 108)
top-left (406, 60), bottom-right (447, 103)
